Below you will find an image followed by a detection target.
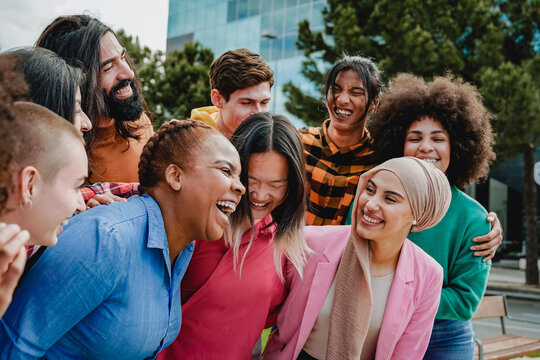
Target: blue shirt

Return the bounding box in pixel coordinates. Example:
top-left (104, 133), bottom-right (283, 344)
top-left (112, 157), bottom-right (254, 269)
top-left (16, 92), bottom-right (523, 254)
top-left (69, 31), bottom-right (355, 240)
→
top-left (0, 195), bottom-right (194, 359)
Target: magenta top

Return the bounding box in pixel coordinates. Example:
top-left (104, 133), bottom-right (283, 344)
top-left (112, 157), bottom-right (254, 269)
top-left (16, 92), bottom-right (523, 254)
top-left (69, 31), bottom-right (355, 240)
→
top-left (157, 215), bottom-right (286, 360)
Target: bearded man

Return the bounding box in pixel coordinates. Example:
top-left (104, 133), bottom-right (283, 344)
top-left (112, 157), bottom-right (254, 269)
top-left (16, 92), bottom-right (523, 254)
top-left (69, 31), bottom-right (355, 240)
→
top-left (36, 15), bottom-right (154, 183)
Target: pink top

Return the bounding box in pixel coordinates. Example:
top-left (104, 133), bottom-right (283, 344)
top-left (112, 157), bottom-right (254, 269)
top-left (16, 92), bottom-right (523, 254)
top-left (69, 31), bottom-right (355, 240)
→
top-left (158, 215), bottom-right (286, 360)
top-left (263, 225), bottom-right (443, 360)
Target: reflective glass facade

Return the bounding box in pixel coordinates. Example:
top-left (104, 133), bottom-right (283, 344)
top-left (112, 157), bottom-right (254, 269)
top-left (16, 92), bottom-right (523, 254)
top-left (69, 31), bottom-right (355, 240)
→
top-left (167, 0), bottom-right (327, 125)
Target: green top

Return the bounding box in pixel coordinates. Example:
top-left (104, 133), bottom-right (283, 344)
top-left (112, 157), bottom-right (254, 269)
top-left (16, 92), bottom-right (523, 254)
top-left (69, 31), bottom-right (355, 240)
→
top-left (346, 186), bottom-right (491, 320)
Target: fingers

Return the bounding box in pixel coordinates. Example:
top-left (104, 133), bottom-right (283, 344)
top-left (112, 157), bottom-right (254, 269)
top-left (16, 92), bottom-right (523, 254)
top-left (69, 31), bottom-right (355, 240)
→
top-left (482, 252), bottom-right (496, 262)
top-left (106, 194), bottom-right (127, 203)
top-left (470, 237), bottom-right (500, 262)
top-left (0, 246), bottom-right (26, 318)
top-left (87, 194), bottom-right (128, 208)
top-left (1, 246), bottom-right (26, 283)
top-left (93, 194), bottom-right (115, 205)
top-left (86, 198), bottom-right (101, 209)
top-left (0, 223), bottom-right (30, 270)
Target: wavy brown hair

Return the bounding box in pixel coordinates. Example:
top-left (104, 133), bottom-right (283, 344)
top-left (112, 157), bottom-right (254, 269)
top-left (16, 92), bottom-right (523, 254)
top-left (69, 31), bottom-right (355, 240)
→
top-left (369, 73), bottom-right (495, 188)
top-left (209, 48), bottom-right (274, 101)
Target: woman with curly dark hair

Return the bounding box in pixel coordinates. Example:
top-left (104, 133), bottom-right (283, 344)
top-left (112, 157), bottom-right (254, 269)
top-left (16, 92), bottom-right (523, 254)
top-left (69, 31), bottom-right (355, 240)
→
top-left (366, 73), bottom-right (496, 359)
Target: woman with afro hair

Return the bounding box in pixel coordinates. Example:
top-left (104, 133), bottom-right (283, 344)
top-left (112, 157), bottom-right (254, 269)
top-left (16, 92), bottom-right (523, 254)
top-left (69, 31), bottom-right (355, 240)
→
top-left (362, 73), bottom-right (496, 359)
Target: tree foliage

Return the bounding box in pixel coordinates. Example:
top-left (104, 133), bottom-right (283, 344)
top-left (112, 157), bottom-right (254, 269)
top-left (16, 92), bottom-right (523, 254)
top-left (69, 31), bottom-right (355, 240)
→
top-left (478, 0), bottom-right (539, 285)
top-left (116, 30), bottom-right (214, 127)
top-left (290, 0), bottom-right (540, 283)
top-left (285, 0), bottom-right (503, 125)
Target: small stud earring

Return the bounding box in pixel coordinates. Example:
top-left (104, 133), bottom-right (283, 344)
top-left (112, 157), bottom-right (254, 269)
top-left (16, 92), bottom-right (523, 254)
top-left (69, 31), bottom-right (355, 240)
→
top-left (412, 219), bottom-right (417, 226)
top-left (20, 198), bottom-right (32, 210)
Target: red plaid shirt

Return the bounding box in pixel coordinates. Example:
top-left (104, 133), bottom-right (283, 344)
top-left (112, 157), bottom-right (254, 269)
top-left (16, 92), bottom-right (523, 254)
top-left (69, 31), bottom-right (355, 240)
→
top-left (81, 182), bottom-right (140, 201)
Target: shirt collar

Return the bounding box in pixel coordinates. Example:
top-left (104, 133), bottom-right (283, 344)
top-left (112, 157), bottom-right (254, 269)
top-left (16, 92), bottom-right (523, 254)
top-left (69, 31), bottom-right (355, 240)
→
top-left (240, 214), bottom-right (276, 245)
top-left (140, 194), bottom-right (168, 250)
top-left (321, 119), bottom-right (373, 156)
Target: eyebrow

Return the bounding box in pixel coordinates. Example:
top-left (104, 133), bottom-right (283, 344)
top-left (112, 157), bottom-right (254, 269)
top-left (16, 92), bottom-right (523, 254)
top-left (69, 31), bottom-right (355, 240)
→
top-left (248, 175), bottom-right (288, 183)
top-left (368, 179), bottom-right (405, 199)
top-left (237, 96), bottom-right (270, 102)
top-left (333, 84), bottom-right (365, 91)
top-left (100, 48), bottom-right (126, 69)
top-left (407, 129), bottom-right (447, 135)
top-left (215, 160), bottom-right (238, 172)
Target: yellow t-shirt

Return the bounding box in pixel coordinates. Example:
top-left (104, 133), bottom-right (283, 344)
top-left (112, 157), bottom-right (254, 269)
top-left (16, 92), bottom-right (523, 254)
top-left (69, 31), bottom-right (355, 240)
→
top-left (190, 106), bottom-right (221, 132)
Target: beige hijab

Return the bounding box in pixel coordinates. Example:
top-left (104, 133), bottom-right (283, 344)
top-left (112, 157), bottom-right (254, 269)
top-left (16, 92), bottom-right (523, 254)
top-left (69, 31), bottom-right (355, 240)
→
top-left (326, 157), bottom-right (452, 359)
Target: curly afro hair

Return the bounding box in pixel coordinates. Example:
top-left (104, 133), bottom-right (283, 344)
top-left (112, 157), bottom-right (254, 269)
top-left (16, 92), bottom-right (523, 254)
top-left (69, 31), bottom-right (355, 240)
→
top-left (368, 73), bottom-right (495, 189)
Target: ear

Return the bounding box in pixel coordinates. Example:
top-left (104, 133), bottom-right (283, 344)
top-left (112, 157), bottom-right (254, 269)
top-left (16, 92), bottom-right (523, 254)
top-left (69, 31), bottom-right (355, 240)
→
top-left (211, 89), bottom-right (225, 110)
top-left (18, 166), bottom-right (40, 201)
top-left (369, 97), bottom-right (380, 113)
top-left (164, 164), bottom-right (182, 191)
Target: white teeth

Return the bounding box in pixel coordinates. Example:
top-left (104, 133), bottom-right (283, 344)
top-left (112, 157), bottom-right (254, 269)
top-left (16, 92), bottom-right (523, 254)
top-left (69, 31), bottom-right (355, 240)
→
top-left (116, 85), bottom-right (131, 95)
top-left (363, 213), bottom-right (382, 224)
top-left (250, 201), bottom-right (268, 207)
top-left (216, 201), bottom-right (237, 215)
top-left (335, 108), bottom-right (352, 116)
top-left (420, 158), bottom-right (437, 164)
top-left (62, 219), bottom-right (69, 226)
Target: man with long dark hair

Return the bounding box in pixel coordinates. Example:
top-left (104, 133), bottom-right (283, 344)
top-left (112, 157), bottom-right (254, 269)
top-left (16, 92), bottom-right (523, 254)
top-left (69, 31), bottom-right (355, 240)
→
top-left (36, 15), bottom-right (154, 183)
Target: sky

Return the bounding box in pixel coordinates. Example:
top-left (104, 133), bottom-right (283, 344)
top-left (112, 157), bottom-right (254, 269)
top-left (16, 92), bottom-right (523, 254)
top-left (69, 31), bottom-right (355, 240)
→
top-left (0, 0), bottom-right (169, 52)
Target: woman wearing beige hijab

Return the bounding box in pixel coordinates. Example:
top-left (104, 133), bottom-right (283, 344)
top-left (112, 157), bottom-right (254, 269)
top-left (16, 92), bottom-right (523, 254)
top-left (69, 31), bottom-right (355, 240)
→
top-left (263, 157), bottom-right (452, 360)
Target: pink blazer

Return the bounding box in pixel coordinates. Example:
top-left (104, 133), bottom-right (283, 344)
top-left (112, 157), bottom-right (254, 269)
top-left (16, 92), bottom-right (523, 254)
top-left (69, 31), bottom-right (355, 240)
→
top-left (264, 225), bottom-right (443, 360)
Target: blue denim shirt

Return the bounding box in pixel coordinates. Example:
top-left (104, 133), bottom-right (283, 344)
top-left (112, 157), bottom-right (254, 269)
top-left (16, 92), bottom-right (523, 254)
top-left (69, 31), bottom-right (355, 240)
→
top-left (0, 195), bottom-right (194, 359)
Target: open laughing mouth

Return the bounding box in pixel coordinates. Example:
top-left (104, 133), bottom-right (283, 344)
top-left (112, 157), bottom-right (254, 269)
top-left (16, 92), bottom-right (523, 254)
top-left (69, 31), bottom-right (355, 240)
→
top-left (115, 84), bottom-right (133, 99)
top-left (216, 201), bottom-right (237, 216)
top-left (334, 107), bottom-right (353, 119)
top-left (418, 158), bottom-right (438, 165)
top-left (362, 211), bottom-right (383, 225)
top-left (249, 200), bottom-right (270, 209)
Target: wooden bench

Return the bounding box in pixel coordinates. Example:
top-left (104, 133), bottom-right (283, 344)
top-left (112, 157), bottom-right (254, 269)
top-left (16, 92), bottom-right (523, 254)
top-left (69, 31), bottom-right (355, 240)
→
top-left (473, 295), bottom-right (540, 360)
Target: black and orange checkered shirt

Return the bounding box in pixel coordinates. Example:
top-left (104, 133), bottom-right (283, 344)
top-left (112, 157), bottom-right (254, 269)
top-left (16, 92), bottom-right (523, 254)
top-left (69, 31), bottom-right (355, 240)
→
top-left (301, 120), bottom-right (377, 226)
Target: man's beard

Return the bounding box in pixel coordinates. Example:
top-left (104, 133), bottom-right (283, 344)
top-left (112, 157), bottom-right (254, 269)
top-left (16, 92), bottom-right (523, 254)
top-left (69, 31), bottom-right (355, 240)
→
top-left (103, 79), bottom-right (143, 122)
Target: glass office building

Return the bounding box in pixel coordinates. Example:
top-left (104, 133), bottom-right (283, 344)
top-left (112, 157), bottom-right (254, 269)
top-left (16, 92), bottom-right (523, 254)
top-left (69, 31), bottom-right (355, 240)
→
top-left (167, 0), bottom-right (327, 125)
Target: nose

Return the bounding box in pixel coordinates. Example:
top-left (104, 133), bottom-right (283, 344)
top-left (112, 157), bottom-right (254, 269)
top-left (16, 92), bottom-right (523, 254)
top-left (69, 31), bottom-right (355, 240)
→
top-left (336, 91), bottom-right (350, 105)
top-left (249, 103), bottom-right (263, 116)
top-left (364, 196), bottom-right (379, 212)
top-left (418, 140), bottom-right (433, 152)
top-left (233, 177), bottom-right (246, 196)
top-left (118, 60), bottom-right (135, 81)
top-left (75, 191), bottom-right (86, 214)
top-left (261, 101), bottom-right (270, 112)
top-left (80, 111), bottom-right (92, 133)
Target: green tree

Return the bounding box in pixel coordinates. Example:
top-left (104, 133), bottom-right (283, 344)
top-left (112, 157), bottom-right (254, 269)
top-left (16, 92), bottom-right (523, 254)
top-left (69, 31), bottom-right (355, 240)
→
top-left (156, 43), bottom-right (214, 125)
top-left (479, 0), bottom-right (539, 285)
top-left (116, 30), bottom-right (214, 127)
top-left (286, 0), bottom-right (501, 125)
top-left (480, 58), bottom-right (540, 284)
top-left (289, 0), bottom-right (540, 284)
